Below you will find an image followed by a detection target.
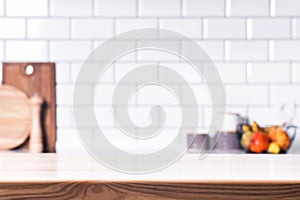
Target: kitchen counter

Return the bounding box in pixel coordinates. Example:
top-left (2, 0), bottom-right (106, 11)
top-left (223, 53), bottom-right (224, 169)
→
top-left (0, 153), bottom-right (300, 199)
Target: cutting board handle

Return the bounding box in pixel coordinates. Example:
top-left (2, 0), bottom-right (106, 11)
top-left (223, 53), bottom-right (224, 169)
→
top-left (29, 94), bottom-right (43, 153)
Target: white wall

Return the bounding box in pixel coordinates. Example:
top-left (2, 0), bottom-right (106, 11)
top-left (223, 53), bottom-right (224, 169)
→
top-left (0, 0), bottom-right (300, 153)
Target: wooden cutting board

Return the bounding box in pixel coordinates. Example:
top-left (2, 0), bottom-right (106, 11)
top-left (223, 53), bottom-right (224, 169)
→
top-left (2, 63), bottom-right (56, 153)
top-left (0, 85), bottom-right (31, 150)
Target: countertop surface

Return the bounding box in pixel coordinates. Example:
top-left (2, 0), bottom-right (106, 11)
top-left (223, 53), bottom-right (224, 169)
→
top-left (1, 153), bottom-right (300, 182)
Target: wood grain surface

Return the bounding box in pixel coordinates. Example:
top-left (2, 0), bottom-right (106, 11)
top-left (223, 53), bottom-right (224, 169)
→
top-left (0, 154), bottom-right (299, 199)
top-left (2, 63), bottom-right (56, 152)
top-left (0, 181), bottom-right (299, 200)
top-left (0, 85), bottom-right (31, 150)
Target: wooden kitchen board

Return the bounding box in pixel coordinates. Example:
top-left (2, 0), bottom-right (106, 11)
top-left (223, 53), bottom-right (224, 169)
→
top-left (2, 63), bottom-right (56, 153)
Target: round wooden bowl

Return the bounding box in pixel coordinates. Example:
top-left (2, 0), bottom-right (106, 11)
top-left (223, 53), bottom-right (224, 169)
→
top-left (0, 85), bottom-right (31, 150)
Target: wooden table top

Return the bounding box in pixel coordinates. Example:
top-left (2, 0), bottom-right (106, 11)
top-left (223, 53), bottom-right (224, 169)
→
top-left (1, 153), bottom-right (300, 199)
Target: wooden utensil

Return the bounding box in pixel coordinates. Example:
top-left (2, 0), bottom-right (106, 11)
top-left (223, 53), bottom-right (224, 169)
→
top-left (0, 85), bottom-right (31, 150)
top-left (29, 94), bottom-right (44, 153)
top-left (2, 63), bottom-right (56, 152)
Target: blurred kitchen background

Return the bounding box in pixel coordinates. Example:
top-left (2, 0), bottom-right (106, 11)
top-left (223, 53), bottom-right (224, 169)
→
top-left (0, 0), bottom-right (300, 153)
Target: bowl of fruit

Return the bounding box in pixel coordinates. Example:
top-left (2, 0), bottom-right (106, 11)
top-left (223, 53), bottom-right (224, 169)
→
top-left (239, 122), bottom-right (297, 154)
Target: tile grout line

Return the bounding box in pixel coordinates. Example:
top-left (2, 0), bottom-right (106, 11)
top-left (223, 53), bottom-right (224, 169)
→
top-left (3, 0), bottom-right (6, 16)
top-left (68, 17), bottom-right (72, 40)
top-left (24, 17), bottom-right (28, 39)
top-left (47, 39), bottom-right (50, 62)
top-left (3, 39), bottom-right (6, 61)
top-left (136, 0), bottom-right (139, 17)
top-left (291, 17), bottom-right (296, 39)
top-left (180, 0), bottom-right (183, 17)
top-left (92, 0), bottom-right (96, 17)
top-left (267, 84), bottom-right (271, 106)
top-left (0, 16), bottom-right (297, 19)
top-left (112, 17), bottom-right (116, 36)
top-left (202, 18), bottom-right (206, 39)
top-left (290, 62), bottom-right (293, 84)
top-left (245, 62), bottom-right (250, 84)
top-left (47, 0), bottom-right (50, 17)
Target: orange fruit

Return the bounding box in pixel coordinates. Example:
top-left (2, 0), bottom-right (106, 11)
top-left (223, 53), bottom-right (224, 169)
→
top-left (275, 131), bottom-right (290, 151)
top-left (268, 127), bottom-right (278, 142)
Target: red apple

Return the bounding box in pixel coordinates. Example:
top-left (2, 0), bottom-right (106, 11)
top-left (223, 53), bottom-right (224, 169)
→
top-left (250, 132), bottom-right (269, 153)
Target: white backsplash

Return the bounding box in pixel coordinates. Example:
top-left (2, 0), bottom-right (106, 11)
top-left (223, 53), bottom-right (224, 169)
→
top-left (0, 0), bottom-right (299, 153)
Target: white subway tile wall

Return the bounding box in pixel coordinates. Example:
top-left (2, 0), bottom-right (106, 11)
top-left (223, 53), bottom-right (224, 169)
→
top-left (0, 19), bottom-right (25, 38)
top-left (248, 107), bottom-right (284, 125)
top-left (6, 41), bottom-right (48, 61)
top-left (50, 41), bottom-right (92, 61)
top-left (71, 19), bottom-right (113, 39)
top-left (160, 19), bottom-right (202, 39)
top-left (55, 63), bottom-right (70, 83)
top-left (295, 19), bottom-right (300, 38)
top-left (251, 19), bottom-right (290, 39)
top-left (274, 0), bottom-right (300, 16)
top-left (247, 63), bottom-right (290, 83)
top-left (183, 0), bottom-right (225, 17)
top-left (94, 0), bottom-right (136, 17)
top-left (270, 85), bottom-right (300, 105)
top-left (230, 0), bottom-right (269, 16)
top-left (50, 0), bottom-right (93, 16)
top-left (209, 63), bottom-right (246, 83)
top-left (225, 85), bottom-right (269, 106)
top-left (273, 41), bottom-right (300, 61)
top-left (6, 0), bottom-right (48, 16)
top-left (292, 63), bottom-right (300, 83)
top-left (228, 41), bottom-right (269, 61)
top-left (138, 0), bottom-right (180, 16)
top-left (115, 19), bottom-right (158, 35)
top-left (28, 19), bottom-right (70, 39)
top-left (0, 0), bottom-right (299, 152)
top-left (182, 40), bottom-right (224, 61)
top-left (203, 18), bottom-right (246, 39)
